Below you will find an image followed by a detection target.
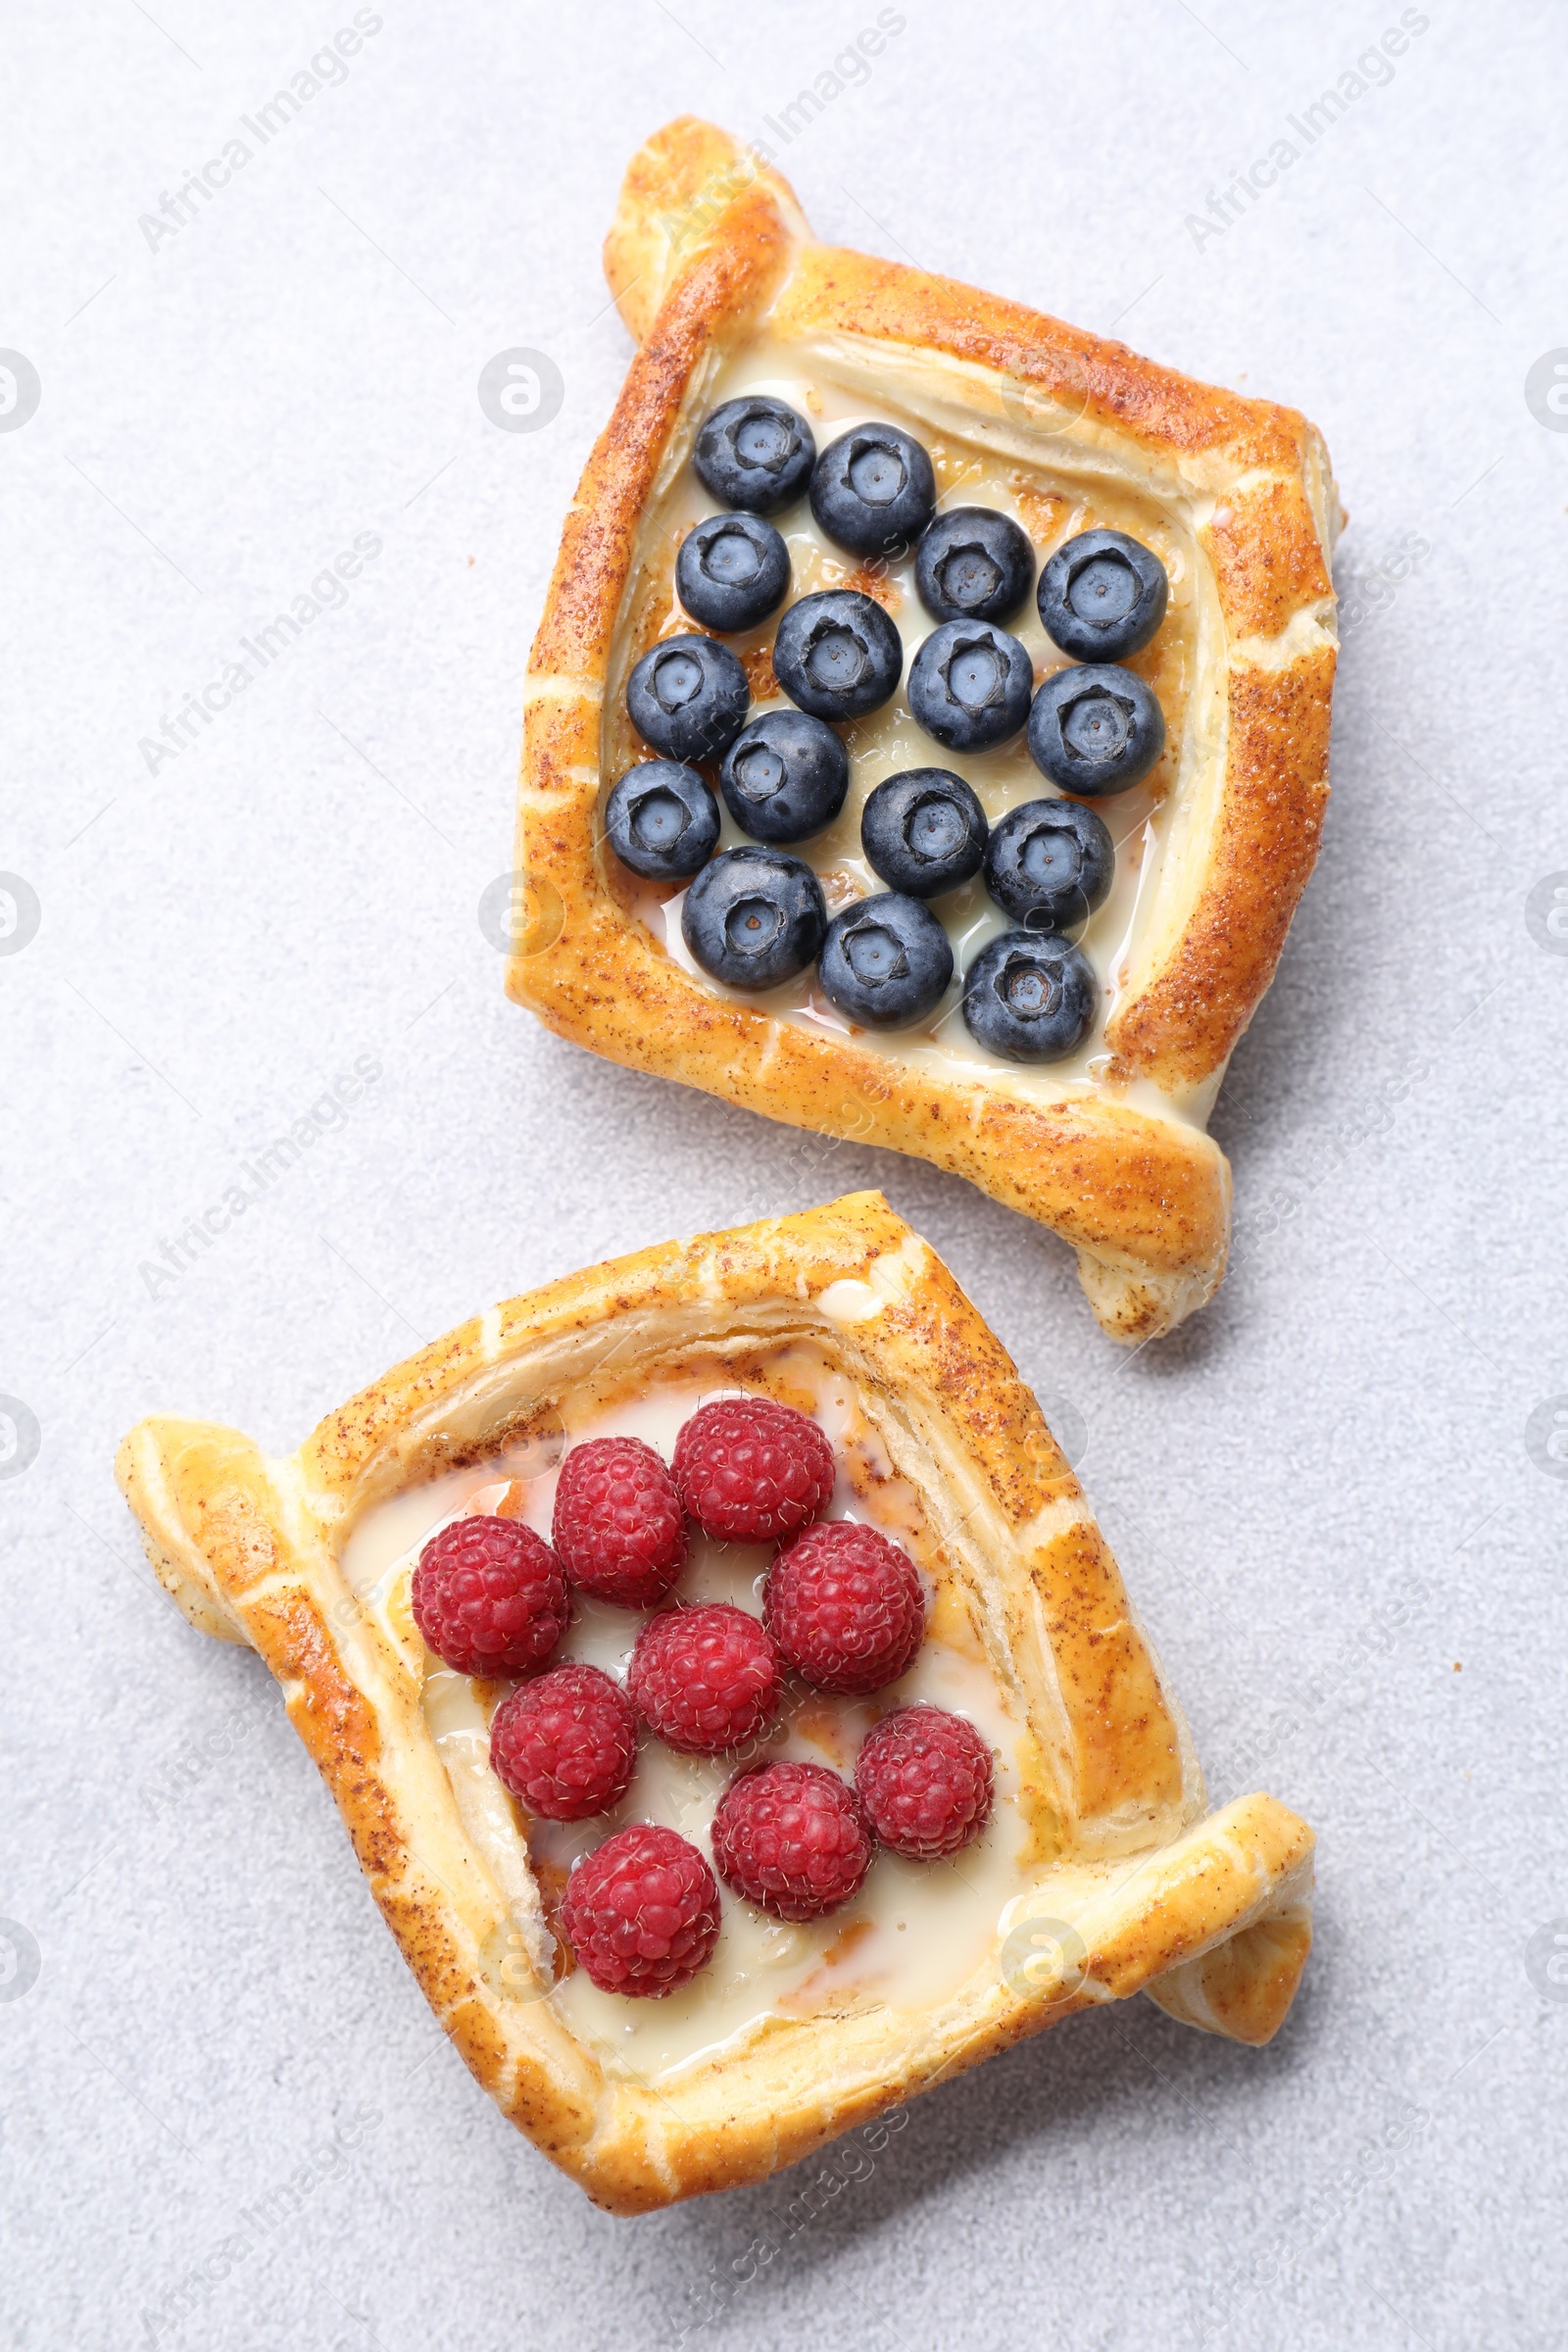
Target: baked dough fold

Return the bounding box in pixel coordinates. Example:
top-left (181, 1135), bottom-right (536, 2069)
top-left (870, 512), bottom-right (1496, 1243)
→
top-left (511, 118), bottom-right (1342, 1340)
top-left (117, 1192), bottom-right (1313, 2212)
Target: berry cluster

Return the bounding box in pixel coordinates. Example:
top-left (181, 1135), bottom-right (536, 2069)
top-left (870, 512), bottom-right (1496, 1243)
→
top-left (602, 397), bottom-right (1174, 1064)
top-left (409, 1392), bottom-right (996, 2000)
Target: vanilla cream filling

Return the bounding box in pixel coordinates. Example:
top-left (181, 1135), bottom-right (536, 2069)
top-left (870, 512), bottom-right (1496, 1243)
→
top-left (339, 1350), bottom-right (1037, 2084)
top-left (610, 340), bottom-right (1203, 1123)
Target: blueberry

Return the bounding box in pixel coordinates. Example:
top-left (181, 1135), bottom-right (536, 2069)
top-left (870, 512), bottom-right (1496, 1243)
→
top-left (604, 761), bottom-right (720, 882)
top-left (819, 893), bottom-right (954, 1030)
top-left (676, 513), bottom-right (791, 634)
top-left (681, 847), bottom-right (826, 990)
top-left (962, 932), bottom-right (1098, 1062)
top-left (907, 621), bottom-right (1033, 754)
top-left (1037, 528), bottom-right (1168, 662)
top-left (1027, 663), bottom-right (1165, 796)
top-left (984, 798), bottom-right (1113, 931)
top-left (772, 590), bottom-right (903, 722)
top-left (914, 507), bottom-right (1034, 624)
top-left (719, 710), bottom-right (849, 844)
top-left (694, 397), bottom-right (816, 515)
top-left (860, 768), bottom-right (987, 897)
top-left (626, 633), bottom-right (751, 763)
top-left (808, 422), bottom-right (936, 559)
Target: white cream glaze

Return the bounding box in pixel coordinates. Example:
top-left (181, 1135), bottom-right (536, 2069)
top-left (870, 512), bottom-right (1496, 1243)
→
top-left (613, 341), bottom-right (1205, 1125)
top-left (339, 1352), bottom-right (1038, 2085)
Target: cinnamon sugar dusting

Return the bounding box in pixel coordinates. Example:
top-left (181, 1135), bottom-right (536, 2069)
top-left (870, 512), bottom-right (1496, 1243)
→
top-left (739, 641), bottom-right (777, 701)
top-left (793, 1697), bottom-right (853, 1768)
top-left (927, 439), bottom-right (985, 503)
top-left (777, 1914), bottom-right (877, 2009)
top-left (843, 564), bottom-right (902, 613)
top-left (529, 1856), bottom-right (577, 1982)
top-left (819, 863), bottom-right (866, 914)
top-left (926, 1578), bottom-right (988, 1663)
top-left (1009, 477), bottom-right (1073, 549)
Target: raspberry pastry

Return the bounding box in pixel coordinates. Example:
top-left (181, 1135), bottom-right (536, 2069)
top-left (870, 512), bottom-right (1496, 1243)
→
top-left (510, 118), bottom-right (1343, 1341)
top-left (116, 1192), bottom-right (1314, 2214)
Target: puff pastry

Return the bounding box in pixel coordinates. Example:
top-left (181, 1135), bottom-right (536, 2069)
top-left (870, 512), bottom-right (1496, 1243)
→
top-left (511, 117), bottom-right (1342, 1342)
top-left (116, 1192), bottom-right (1313, 2214)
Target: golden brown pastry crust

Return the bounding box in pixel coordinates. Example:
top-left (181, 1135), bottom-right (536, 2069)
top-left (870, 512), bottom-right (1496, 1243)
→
top-left (116, 1192), bottom-right (1313, 2214)
top-left (511, 118), bottom-right (1342, 1341)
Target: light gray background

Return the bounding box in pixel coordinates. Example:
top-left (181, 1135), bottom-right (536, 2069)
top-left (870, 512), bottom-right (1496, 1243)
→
top-left (6, 3), bottom-right (1566, 2345)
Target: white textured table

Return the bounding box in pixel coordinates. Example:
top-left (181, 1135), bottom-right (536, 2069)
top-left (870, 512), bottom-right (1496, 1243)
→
top-left (6, 4), bottom-right (1565, 2346)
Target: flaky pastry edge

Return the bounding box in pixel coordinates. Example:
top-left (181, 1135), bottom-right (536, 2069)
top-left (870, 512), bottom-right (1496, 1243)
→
top-left (512, 119), bottom-right (1343, 1342)
top-left (116, 1192), bottom-right (1312, 2213)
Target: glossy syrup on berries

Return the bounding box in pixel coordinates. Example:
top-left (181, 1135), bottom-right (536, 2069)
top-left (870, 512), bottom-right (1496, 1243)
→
top-left (337, 1342), bottom-right (1037, 2082)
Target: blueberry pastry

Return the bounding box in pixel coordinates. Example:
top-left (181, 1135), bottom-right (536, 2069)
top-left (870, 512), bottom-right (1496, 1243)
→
top-left (512, 118), bottom-right (1342, 1342)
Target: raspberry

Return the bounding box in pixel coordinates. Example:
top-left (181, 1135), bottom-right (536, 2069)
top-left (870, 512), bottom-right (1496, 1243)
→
top-left (489, 1662), bottom-right (637, 1821)
top-left (855, 1705), bottom-right (994, 1859)
top-left (412, 1515), bottom-right (569, 1678)
top-left (551, 1436), bottom-right (687, 1608)
top-left (710, 1761), bottom-right (873, 1920)
top-left (559, 1823), bottom-right (719, 1997)
top-left (627, 1603), bottom-right (781, 1755)
top-left (672, 1396), bottom-right (835, 1544)
top-left (763, 1520), bottom-right (925, 1695)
